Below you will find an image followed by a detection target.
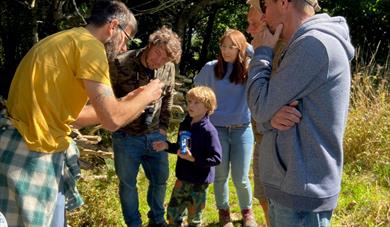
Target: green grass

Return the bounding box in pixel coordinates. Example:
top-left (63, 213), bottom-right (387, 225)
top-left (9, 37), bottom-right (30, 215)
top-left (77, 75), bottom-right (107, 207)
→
top-left (67, 160), bottom-right (390, 226)
top-left (332, 166), bottom-right (390, 226)
top-left (67, 122), bottom-right (268, 226)
top-left (68, 156), bottom-right (268, 227)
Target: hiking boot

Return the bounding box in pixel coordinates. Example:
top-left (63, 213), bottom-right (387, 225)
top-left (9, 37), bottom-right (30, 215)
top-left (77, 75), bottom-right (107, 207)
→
top-left (219, 209), bottom-right (233, 227)
top-left (242, 208), bottom-right (258, 227)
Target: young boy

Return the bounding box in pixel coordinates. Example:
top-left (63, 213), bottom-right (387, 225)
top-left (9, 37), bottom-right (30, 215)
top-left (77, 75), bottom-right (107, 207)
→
top-left (153, 86), bottom-right (222, 227)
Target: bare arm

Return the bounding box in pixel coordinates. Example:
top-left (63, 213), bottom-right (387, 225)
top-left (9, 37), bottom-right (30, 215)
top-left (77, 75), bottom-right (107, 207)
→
top-left (83, 79), bottom-right (164, 131)
top-left (72, 104), bottom-right (99, 129)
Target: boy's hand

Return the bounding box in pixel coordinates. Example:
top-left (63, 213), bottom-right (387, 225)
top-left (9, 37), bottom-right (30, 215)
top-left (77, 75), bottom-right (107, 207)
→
top-left (177, 149), bottom-right (195, 162)
top-left (152, 141), bottom-right (168, 151)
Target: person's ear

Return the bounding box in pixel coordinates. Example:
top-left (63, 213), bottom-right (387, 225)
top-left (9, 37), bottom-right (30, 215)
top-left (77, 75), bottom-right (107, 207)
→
top-left (280, 0), bottom-right (289, 8)
top-left (107, 19), bottom-right (119, 36)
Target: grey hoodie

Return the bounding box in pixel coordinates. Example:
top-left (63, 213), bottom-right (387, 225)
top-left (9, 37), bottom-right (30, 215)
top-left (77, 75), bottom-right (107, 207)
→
top-left (247, 14), bottom-right (355, 211)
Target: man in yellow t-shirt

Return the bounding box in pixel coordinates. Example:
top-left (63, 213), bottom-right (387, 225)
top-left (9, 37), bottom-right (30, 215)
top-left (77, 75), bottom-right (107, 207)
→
top-left (0, 1), bottom-right (164, 226)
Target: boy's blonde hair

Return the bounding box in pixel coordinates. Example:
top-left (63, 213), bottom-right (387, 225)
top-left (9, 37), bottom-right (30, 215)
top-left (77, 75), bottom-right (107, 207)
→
top-left (186, 86), bottom-right (217, 116)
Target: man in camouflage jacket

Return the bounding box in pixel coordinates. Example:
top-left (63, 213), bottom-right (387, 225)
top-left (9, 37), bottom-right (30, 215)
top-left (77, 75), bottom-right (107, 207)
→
top-left (109, 26), bottom-right (182, 227)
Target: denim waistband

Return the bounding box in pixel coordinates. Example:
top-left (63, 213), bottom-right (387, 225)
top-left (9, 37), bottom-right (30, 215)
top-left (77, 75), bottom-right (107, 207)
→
top-left (215, 122), bottom-right (250, 129)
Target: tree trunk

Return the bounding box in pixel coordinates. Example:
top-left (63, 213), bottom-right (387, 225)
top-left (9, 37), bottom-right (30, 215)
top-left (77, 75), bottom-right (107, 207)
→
top-left (175, 0), bottom-right (226, 38)
top-left (179, 20), bottom-right (195, 75)
top-left (198, 7), bottom-right (217, 70)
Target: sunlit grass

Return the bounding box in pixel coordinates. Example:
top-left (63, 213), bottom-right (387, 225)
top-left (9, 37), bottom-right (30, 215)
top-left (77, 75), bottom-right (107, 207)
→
top-left (333, 167), bottom-right (390, 226)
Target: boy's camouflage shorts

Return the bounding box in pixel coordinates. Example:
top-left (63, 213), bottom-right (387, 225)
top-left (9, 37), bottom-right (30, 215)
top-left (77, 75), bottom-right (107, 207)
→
top-left (167, 180), bottom-right (208, 227)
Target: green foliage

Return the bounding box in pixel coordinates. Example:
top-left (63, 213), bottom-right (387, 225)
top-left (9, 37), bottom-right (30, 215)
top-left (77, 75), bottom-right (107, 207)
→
top-left (1, 0), bottom-right (389, 96)
top-left (192, 1), bottom-right (249, 63)
top-left (57, 2), bottom-right (90, 30)
top-left (321, 0), bottom-right (389, 63)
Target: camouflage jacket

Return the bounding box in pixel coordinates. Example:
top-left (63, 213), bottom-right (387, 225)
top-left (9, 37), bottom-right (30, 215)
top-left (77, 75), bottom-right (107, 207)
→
top-left (109, 48), bottom-right (175, 135)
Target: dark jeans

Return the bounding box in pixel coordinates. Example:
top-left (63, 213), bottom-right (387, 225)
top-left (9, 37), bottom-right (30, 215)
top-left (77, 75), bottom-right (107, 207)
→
top-left (112, 131), bottom-right (169, 227)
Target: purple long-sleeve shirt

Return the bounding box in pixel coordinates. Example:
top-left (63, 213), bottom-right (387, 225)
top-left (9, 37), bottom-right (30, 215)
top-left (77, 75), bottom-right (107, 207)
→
top-left (166, 115), bottom-right (222, 184)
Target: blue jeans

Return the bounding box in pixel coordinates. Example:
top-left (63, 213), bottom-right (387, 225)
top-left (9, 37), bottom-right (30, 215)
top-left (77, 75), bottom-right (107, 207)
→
top-left (214, 124), bottom-right (254, 210)
top-left (50, 176), bottom-right (66, 227)
top-left (268, 199), bottom-right (333, 227)
top-left (112, 131), bottom-right (169, 227)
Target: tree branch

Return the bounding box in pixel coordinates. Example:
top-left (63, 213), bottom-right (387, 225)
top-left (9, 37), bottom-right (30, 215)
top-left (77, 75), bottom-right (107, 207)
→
top-left (72, 0), bottom-right (86, 25)
top-left (131, 0), bottom-right (185, 16)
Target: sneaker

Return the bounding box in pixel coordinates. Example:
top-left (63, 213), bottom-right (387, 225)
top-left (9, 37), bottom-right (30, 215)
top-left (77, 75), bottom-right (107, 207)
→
top-left (219, 209), bottom-right (233, 227)
top-left (241, 208), bottom-right (258, 227)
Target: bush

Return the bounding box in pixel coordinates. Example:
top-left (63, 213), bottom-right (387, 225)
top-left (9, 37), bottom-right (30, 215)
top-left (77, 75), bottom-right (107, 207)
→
top-left (345, 55), bottom-right (390, 174)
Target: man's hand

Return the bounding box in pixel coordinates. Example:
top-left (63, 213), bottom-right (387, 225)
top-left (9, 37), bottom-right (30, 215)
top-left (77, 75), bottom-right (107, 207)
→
top-left (142, 79), bottom-right (165, 103)
top-left (252, 23), bottom-right (283, 49)
top-left (271, 101), bottom-right (301, 131)
top-left (83, 79), bottom-right (164, 132)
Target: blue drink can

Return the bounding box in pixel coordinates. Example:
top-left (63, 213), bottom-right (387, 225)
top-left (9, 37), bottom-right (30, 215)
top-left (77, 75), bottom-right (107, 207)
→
top-left (179, 131), bottom-right (191, 154)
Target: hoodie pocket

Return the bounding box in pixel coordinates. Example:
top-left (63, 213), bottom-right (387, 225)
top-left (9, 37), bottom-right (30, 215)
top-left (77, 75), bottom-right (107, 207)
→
top-left (259, 132), bottom-right (287, 188)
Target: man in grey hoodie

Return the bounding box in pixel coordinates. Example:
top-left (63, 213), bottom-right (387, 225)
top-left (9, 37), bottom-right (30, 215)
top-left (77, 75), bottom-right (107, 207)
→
top-left (246, 0), bottom-right (355, 226)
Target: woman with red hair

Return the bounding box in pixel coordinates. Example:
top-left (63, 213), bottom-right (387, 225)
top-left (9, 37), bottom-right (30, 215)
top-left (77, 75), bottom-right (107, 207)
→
top-left (194, 29), bottom-right (257, 227)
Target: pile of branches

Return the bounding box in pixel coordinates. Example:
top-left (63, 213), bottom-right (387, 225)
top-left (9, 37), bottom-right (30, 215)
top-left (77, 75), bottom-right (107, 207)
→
top-left (70, 127), bottom-right (113, 170)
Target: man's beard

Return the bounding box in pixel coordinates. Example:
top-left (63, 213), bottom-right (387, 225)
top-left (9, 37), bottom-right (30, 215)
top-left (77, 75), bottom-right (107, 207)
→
top-left (105, 32), bottom-right (122, 61)
top-left (105, 40), bottom-right (120, 62)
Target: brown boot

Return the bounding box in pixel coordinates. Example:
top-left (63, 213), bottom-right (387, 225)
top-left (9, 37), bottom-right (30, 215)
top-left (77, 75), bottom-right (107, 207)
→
top-left (242, 208), bottom-right (258, 227)
top-left (219, 209), bottom-right (234, 227)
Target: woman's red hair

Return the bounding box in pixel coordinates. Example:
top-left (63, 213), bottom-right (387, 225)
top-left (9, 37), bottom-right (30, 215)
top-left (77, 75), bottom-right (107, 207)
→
top-left (214, 29), bottom-right (250, 84)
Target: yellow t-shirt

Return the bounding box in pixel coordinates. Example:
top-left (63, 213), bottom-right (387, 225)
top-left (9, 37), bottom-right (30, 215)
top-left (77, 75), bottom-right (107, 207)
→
top-left (7, 27), bottom-right (111, 153)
